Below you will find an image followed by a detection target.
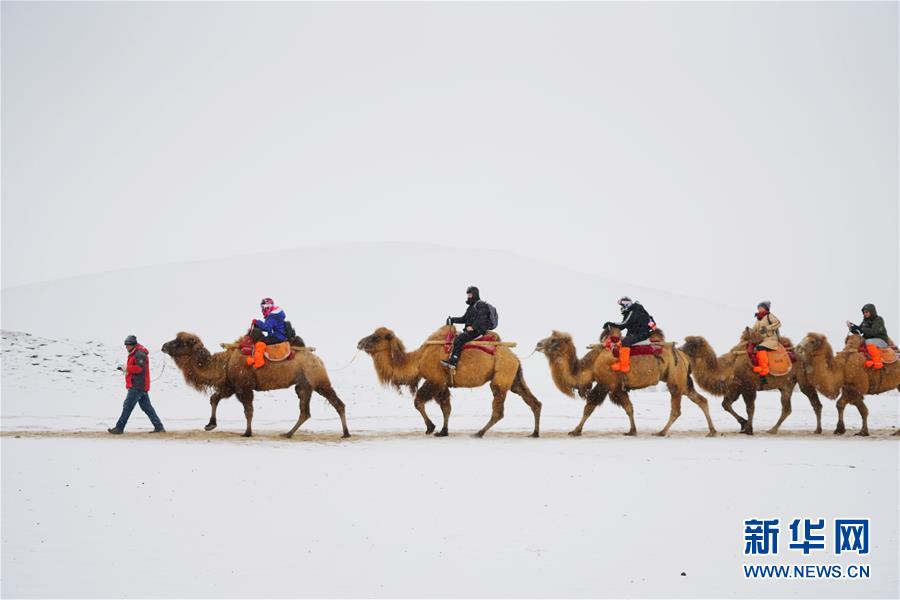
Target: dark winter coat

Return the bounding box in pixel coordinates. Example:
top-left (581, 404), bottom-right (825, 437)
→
top-left (858, 304), bottom-right (889, 343)
top-left (254, 309), bottom-right (288, 343)
top-left (450, 301), bottom-right (493, 334)
top-left (125, 344), bottom-right (151, 391)
top-left (605, 302), bottom-right (654, 342)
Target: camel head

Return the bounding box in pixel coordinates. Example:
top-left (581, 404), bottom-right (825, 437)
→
top-left (535, 331), bottom-right (574, 358)
top-left (680, 335), bottom-right (711, 358)
top-left (797, 333), bottom-right (832, 359)
top-left (357, 327), bottom-right (407, 363)
top-left (162, 332), bottom-right (216, 370)
top-left (162, 332), bottom-right (205, 358)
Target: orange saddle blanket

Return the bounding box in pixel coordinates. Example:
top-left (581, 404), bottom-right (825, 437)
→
top-left (264, 341), bottom-right (293, 362)
top-left (858, 344), bottom-right (898, 366)
top-left (749, 345), bottom-right (792, 376)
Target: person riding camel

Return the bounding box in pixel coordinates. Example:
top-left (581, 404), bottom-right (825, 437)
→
top-left (751, 301), bottom-right (781, 377)
top-left (847, 303), bottom-right (890, 369)
top-left (441, 286), bottom-right (494, 370)
top-left (247, 297), bottom-right (287, 369)
top-left (603, 296), bottom-right (655, 373)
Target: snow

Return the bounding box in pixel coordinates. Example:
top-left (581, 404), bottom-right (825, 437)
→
top-left (2, 245), bottom-right (898, 598)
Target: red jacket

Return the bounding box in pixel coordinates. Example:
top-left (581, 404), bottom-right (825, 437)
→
top-left (126, 344), bottom-right (151, 391)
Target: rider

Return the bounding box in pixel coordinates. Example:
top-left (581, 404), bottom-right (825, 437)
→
top-left (751, 301), bottom-right (781, 377)
top-left (441, 286), bottom-right (493, 370)
top-left (603, 296), bottom-right (655, 373)
top-left (847, 303), bottom-right (889, 369)
top-left (247, 297), bottom-right (288, 369)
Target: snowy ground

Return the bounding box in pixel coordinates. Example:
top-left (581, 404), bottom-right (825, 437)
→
top-left (2, 329), bottom-right (898, 598)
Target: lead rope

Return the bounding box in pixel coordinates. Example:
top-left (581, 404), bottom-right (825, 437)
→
top-left (330, 349), bottom-right (361, 372)
top-left (151, 354), bottom-right (168, 383)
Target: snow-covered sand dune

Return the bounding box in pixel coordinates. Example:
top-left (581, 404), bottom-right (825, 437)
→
top-left (2, 245), bottom-right (898, 597)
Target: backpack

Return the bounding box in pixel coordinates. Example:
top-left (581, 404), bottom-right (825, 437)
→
top-left (478, 301), bottom-right (499, 330)
top-left (283, 320), bottom-right (297, 340)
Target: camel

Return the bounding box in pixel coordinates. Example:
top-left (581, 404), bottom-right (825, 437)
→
top-left (356, 325), bottom-right (541, 437)
top-left (534, 328), bottom-right (716, 437)
top-left (161, 332), bottom-right (350, 438)
top-left (679, 329), bottom-right (823, 435)
top-left (796, 332), bottom-right (900, 436)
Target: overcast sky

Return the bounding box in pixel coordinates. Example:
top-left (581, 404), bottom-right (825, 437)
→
top-left (2, 2), bottom-right (897, 318)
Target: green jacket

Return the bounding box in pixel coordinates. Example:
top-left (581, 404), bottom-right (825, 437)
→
top-left (859, 304), bottom-right (889, 343)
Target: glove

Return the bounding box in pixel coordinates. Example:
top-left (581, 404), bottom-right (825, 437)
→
top-left (849, 324), bottom-right (861, 335)
top-left (603, 322), bottom-right (613, 329)
top-left (446, 316), bottom-right (452, 326)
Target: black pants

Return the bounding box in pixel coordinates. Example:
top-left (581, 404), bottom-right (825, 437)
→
top-left (622, 332), bottom-right (651, 347)
top-left (451, 329), bottom-right (485, 359)
top-left (250, 327), bottom-right (285, 345)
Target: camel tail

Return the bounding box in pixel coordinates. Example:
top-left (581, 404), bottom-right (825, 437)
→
top-left (513, 365), bottom-right (533, 395)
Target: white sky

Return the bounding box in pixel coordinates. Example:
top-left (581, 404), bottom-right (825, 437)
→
top-left (2, 2), bottom-right (897, 317)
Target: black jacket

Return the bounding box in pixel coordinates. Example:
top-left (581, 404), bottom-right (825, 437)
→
top-left (451, 301), bottom-right (493, 334)
top-left (605, 302), bottom-right (654, 339)
top-left (857, 304), bottom-right (889, 343)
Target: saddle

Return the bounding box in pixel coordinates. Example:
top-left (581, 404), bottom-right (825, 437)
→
top-left (443, 331), bottom-right (500, 355)
top-left (605, 336), bottom-right (663, 358)
top-left (858, 343), bottom-right (898, 365)
top-left (747, 343), bottom-right (792, 376)
top-left (264, 341), bottom-right (293, 362)
top-left (238, 336), bottom-right (295, 362)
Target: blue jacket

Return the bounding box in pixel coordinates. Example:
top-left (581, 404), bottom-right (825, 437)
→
top-left (254, 310), bottom-right (287, 343)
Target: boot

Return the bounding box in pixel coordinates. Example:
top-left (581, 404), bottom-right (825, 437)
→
top-left (753, 350), bottom-right (770, 376)
top-left (611, 346), bottom-right (631, 373)
top-left (441, 355), bottom-right (459, 370)
top-left (865, 344), bottom-right (884, 369)
top-left (247, 341), bottom-right (266, 369)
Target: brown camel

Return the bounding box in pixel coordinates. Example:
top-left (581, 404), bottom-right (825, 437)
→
top-left (680, 329), bottom-right (823, 435)
top-left (356, 325), bottom-right (541, 437)
top-left (534, 328), bottom-right (716, 437)
top-left (796, 332), bottom-right (900, 436)
top-left (161, 332), bottom-right (350, 438)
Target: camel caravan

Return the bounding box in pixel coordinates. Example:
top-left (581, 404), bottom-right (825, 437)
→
top-left (157, 293), bottom-right (900, 439)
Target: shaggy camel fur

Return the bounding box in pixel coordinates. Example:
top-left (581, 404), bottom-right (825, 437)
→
top-left (357, 325), bottom-right (541, 437)
top-left (680, 329), bottom-right (823, 435)
top-left (535, 329), bottom-right (716, 436)
top-left (796, 333), bottom-right (900, 436)
top-left (162, 332), bottom-right (349, 438)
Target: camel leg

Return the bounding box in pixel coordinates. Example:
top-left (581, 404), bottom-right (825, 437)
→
top-left (434, 388), bottom-right (451, 437)
top-left (569, 386), bottom-right (607, 436)
top-left (721, 388), bottom-right (747, 432)
top-left (237, 390), bottom-right (254, 437)
top-left (413, 382), bottom-right (437, 435)
top-left (655, 390), bottom-right (682, 437)
top-left (741, 390), bottom-right (757, 435)
top-left (850, 392), bottom-right (870, 437)
top-left (510, 368), bottom-right (541, 437)
top-left (610, 389), bottom-right (637, 436)
top-left (799, 384), bottom-right (823, 434)
top-left (474, 385), bottom-right (508, 438)
top-left (767, 387), bottom-right (793, 434)
top-left (317, 382), bottom-right (350, 438)
top-left (685, 385), bottom-right (717, 437)
top-left (834, 391), bottom-right (849, 435)
top-left (283, 382), bottom-right (313, 438)
top-left (205, 388), bottom-right (233, 431)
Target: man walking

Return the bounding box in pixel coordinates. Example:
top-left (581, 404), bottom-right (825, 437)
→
top-left (108, 335), bottom-right (165, 434)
